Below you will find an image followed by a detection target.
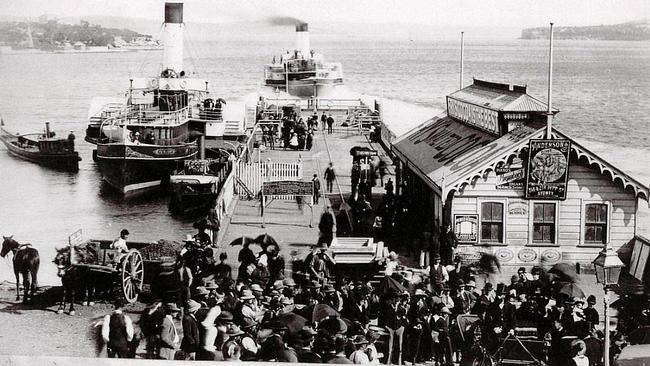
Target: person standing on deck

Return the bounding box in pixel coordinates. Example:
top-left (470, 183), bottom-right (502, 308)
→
top-left (67, 130), bottom-right (76, 152)
top-left (312, 174), bottom-right (321, 204)
top-left (324, 162), bottom-right (336, 193)
top-left (321, 112), bottom-right (327, 131)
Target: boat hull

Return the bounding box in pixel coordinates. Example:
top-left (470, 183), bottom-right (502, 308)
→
top-left (169, 186), bottom-right (218, 214)
top-left (266, 78), bottom-right (344, 98)
top-left (96, 143), bottom-right (198, 195)
top-left (0, 130), bottom-right (80, 172)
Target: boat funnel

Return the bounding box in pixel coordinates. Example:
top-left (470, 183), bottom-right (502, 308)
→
top-left (295, 22), bottom-right (310, 58)
top-left (163, 2), bottom-right (184, 76)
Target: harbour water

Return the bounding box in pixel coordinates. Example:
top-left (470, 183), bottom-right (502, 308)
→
top-left (0, 33), bottom-right (648, 285)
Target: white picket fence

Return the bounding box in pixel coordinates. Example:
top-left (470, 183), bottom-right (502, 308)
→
top-left (235, 160), bottom-right (303, 198)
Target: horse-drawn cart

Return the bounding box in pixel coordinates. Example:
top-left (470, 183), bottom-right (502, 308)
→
top-left (65, 231), bottom-right (179, 304)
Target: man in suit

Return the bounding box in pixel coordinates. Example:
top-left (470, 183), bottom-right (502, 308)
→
top-left (312, 174), bottom-right (321, 204)
top-left (181, 300), bottom-right (201, 360)
top-left (159, 303), bottom-right (181, 360)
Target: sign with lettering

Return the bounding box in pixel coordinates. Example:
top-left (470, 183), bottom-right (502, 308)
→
top-left (68, 229), bottom-right (83, 246)
top-left (447, 98), bottom-right (499, 134)
top-left (525, 139), bottom-right (571, 200)
top-left (454, 214), bottom-right (478, 243)
top-left (496, 159), bottom-right (525, 190)
top-left (508, 200), bottom-right (528, 216)
top-left (262, 180), bottom-right (313, 196)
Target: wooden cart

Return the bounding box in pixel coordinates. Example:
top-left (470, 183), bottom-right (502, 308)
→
top-left (71, 239), bottom-right (176, 303)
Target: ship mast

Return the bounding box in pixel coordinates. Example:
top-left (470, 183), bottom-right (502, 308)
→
top-left (459, 31), bottom-right (464, 90)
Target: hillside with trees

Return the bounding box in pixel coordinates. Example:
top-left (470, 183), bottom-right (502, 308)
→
top-left (521, 21), bottom-right (650, 41)
top-left (0, 18), bottom-right (147, 50)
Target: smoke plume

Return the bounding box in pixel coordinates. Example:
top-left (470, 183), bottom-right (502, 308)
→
top-left (266, 16), bottom-right (307, 27)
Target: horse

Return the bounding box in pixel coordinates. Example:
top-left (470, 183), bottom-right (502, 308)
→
top-left (1, 236), bottom-right (40, 303)
top-left (53, 244), bottom-right (99, 314)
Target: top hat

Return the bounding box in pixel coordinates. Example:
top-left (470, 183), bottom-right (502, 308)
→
top-left (496, 283), bottom-right (507, 295)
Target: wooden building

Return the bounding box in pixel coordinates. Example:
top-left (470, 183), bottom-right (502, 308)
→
top-left (392, 79), bottom-right (649, 266)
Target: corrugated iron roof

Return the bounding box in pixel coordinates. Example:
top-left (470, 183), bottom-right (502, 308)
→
top-left (448, 83), bottom-right (558, 113)
top-left (392, 115), bottom-right (498, 189)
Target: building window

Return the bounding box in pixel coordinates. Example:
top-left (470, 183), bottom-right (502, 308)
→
top-left (585, 203), bottom-right (608, 244)
top-left (481, 202), bottom-right (503, 243)
top-left (533, 203), bottom-right (556, 244)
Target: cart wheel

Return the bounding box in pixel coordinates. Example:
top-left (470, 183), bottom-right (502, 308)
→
top-left (121, 249), bottom-right (144, 303)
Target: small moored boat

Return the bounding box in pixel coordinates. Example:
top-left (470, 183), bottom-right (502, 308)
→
top-left (0, 119), bottom-right (81, 172)
top-left (169, 158), bottom-right (231, 214)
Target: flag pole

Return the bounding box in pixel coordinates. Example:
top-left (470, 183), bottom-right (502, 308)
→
top-left (460, 31), bottom-right (465, 90)
top-left (546, 22), bottom-right (554, 139)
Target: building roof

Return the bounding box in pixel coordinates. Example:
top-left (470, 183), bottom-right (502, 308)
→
top-left (393, 114), bottom-right (649, 202)
top-left (447, 79), bottom-right (559, 113)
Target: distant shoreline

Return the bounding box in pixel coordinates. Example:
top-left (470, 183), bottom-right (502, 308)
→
top-left (521, 21), bottom-right (650, 41)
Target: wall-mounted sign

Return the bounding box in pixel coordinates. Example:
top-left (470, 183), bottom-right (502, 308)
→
top-left (508, 200), bottom-right (528, 216)
top-left (525, 139), bottom-right (571, 200)
top-left (496, 159), bottom-right (525, 190)
top-left (447, 98), bottom-right (499, 135)
top-left (454, 214), bottom-right (478, 243)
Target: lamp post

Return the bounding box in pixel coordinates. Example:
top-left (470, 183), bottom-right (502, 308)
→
top-left (274, 87), bottom-right (280, 118)
top-left (592, 245), bottom-right (625, 366)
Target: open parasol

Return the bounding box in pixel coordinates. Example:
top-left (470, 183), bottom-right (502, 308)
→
top-left (548, 263), bottom-right (579, 283)
top-left (558, 282), bottom-right (586, 298)
top-left (379, 276), bottom-right (407, 295)
top-left (275, 312), bottom-right (307, 335)
top-left (297, 303), bottom-right (339, 323)
top-left (254, 233), bottom-right (278, 250)
top-left (318, 317), bottom-right (348, 335)
top-left (229, 236), bottom-right (257, 246)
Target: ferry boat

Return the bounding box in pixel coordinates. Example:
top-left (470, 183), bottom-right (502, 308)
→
top-left (87, 3), bottom-right (223, 195)
top-left (263, 23), bottom-right (344, 99)
top-left (0, 120), bottom-right (81, 172)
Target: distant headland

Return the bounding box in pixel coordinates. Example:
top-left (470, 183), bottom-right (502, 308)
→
top-left (0, 15), bottom-right (158, 52)
top-left (521, 20), bottom-right (650, 41)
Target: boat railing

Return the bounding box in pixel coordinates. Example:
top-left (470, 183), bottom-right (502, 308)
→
top-left (316, 98), bottom-right (364, 110)
top-left (101, 107), bottom-right (191, 128)
top-left (192, 105), bottom-right (223, 121)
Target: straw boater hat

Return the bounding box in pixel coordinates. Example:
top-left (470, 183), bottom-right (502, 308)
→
top-left (368, 325), bottom-right (390, 336)
top-left (184, 234), bottom-right (195, 242)
top-left (250, 284), bottom-right (264, 293)
top-left (186, 299), bottom-right (201, 313)
top-left (466, 280), bottom-right (477, 288)
top-left (283, 278), bottom-right (296, 287)
top-left (323, 284), bottom-right (336, 293)
top-left (414, 289), bottom-right (427, 297)
top-left (273, 280), bottom-right (285, 291)
top-left (240, 289), bottom-right (255, 300)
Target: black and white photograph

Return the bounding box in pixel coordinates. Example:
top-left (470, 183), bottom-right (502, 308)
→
top-left (0, 1), bottom-right (649, 365)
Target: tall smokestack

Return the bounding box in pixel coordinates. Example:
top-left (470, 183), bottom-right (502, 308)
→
top-left (295, 22), bottom-right (310, 58)
top-left (163, 2), bottom-right (184, 75)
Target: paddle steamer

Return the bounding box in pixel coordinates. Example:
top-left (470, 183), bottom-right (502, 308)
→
top-left (86, 3), bottom-right (221, 195)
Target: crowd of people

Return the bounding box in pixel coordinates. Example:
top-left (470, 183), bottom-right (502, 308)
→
top-left (257, 110), bottom-right (336, 151)
top-left (100, 221), bottom-right (624, 366)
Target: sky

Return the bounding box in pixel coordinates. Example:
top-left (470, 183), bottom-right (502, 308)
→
top-left (1, 0), bottom-right (648, 28)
